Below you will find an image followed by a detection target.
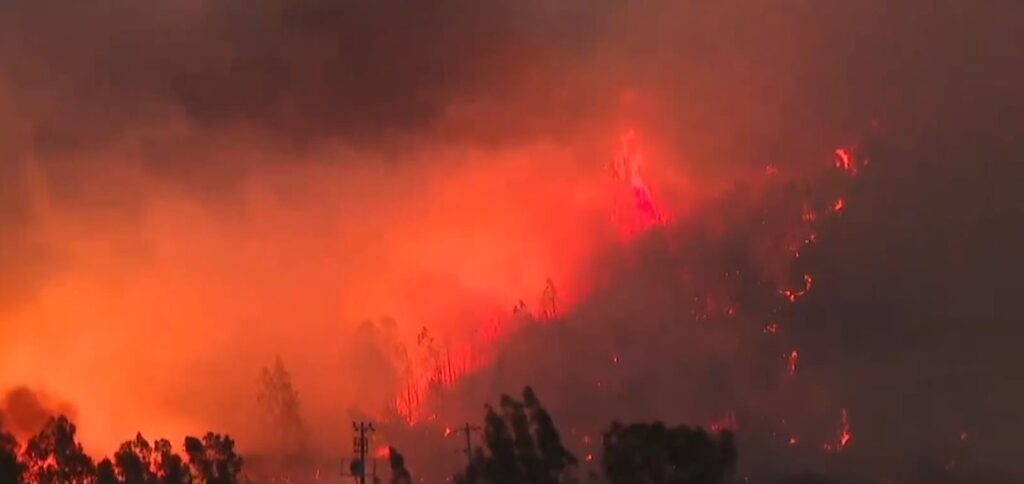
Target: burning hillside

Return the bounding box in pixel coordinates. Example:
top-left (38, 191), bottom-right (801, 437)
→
top-left (0, 1), bottom-right (1022, 483)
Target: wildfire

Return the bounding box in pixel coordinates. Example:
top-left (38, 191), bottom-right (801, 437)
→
top-left (781, 274), bottom-right (814, 302)
top-left (802, 203), bottom-right (818, 223)
top-left (709, 411), bottom-right (737, 432)
top-left (787, 349), bottom-right (800, 377)
top-left (823, 408), bottom-right (852, 453)
top-left (833, 147), bottom-right (858, 176)
top-left (611, 129), bottom-right (666, 234)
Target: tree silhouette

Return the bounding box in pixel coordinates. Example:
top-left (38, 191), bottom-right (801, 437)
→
top-left (601, 421), bottom-right (737, 484)
top-left (456, 386), bottom-right (577, 484)
top-left (0, 417), bottom-right (24, 484)
top-left (152, 438), bottom-right (189, 484)
top-left (388, 446), bottom-right (412, 484)
top-left (114, 433), bottom-right (157, 483)
top-left (112, 433), bottom-right (189, 484)
top-left (96, 458), bottom-right (118, 484)
top-left (184, 433), bottom-right (242, 484)
top-left (257, 356), bottom-right (304, 449)
top-left (23, 415), bottom-right (96, 484)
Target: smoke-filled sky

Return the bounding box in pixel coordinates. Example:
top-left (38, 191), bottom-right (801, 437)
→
top-left (1, 0), bottom-right (1022, 480)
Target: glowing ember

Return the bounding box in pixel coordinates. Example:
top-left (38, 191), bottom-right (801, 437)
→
top-left (823, 408), bottom-right (853, 453)
top-left (833, 198), bottom-right (846, 213)
top-left (781, 274), bottom-right (814, 302)
top-left (834, 147), bottom-right (858, 176)
top-left (802, 203), bottom-right (818, 223)
top-left (789, 435), bottom-right (799, 446)
top-left (787, 349), bottom-right (800, 377)
top-left (709, 411), bottom-right (738, 432)
top-left (443, 426), bottom-right (455, 438)
top-left (763, 322), bottom-right (780, 334)
top-left (375, 445), bottom-right (391, 459)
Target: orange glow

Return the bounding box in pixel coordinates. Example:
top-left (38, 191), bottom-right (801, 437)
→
top-left (786, 349), bottom-right (800, 377)
top-left (610, 129), bottom-right (667, 237)
top-left (709, 411), bottom-right (737, 432)
top-left (833, 198), bottom-right (846, 213)
top-left (823, 408), bottom-right (852, 453)
top-left (833, 147), bottom-right (858, 176)
top-left (375, 445), bottom-right (391, 459)
top-left (789, 435), bottom-right (799, 446)
top-left (781, 274), bottom-right (814, 302)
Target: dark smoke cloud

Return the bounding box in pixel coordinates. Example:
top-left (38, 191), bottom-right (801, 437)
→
top-left (0, 387), bottom-right (78, 441)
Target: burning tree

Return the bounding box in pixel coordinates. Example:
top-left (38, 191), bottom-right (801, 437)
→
top-left (22, 415), bottom-right (95, 484)
top-left (0, 416), bottom-right (24, 483)
top-left (256, 356), bottom-right (305, 452)
top-left (183, 433), bottom-right (243, 484)
top-left (112, 433), bottom-right (189, 484)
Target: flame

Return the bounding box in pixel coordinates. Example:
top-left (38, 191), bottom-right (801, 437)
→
top-left (823, 408), bottom-right (852, 453)
top-left (833, 198), bottom-right (846, 213)
top-left (611, 129), bottom-right (667, 236)
top-left (709, 411), bottom-right (737, 432)
top-left (787, 349), bottom-right (800, 377)
top-left (375, 445), bottom-right (391, 459)
top-left (834, 147), bottom-right (858, 176)
top-left (781, 274), bottom-right (814, 302)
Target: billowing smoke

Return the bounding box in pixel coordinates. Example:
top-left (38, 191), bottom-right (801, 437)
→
top-left (0, 1), bottom-right (1021, 483)
top-left (0, 387), bottom-right (78, 442)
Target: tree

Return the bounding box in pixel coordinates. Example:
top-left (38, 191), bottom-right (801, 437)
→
top-left (112, 433), bottom-right (190, 484)
top-left (23, 415), bottom-right (96, 484)
top-left (456, 386), bottom-right (577, 484)
top-left (388, 446), bottom-right (412, 484)
top-left (152, 438), bottom-right (189, 484)
top-left (0, 417), bottom-right (25, 484)
top-left (96, 459), bottom-right (119, 484)
top-left (114, 433), bottom-right (157, 484)
top-left (601, 421), bottom-right (737, 484)
top-left (184, 433), bottom-right (242, 484)
top-left (256, 356), bottom-right (304, 449)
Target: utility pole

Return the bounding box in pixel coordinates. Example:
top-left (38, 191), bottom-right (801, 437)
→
top-left (450, 423), bottom-right (481, 468)
top-left (351, 421), bottom-right (376, 484)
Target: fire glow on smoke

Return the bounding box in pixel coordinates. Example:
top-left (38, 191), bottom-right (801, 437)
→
top-left (383, 125), bottom-right (867, 458)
